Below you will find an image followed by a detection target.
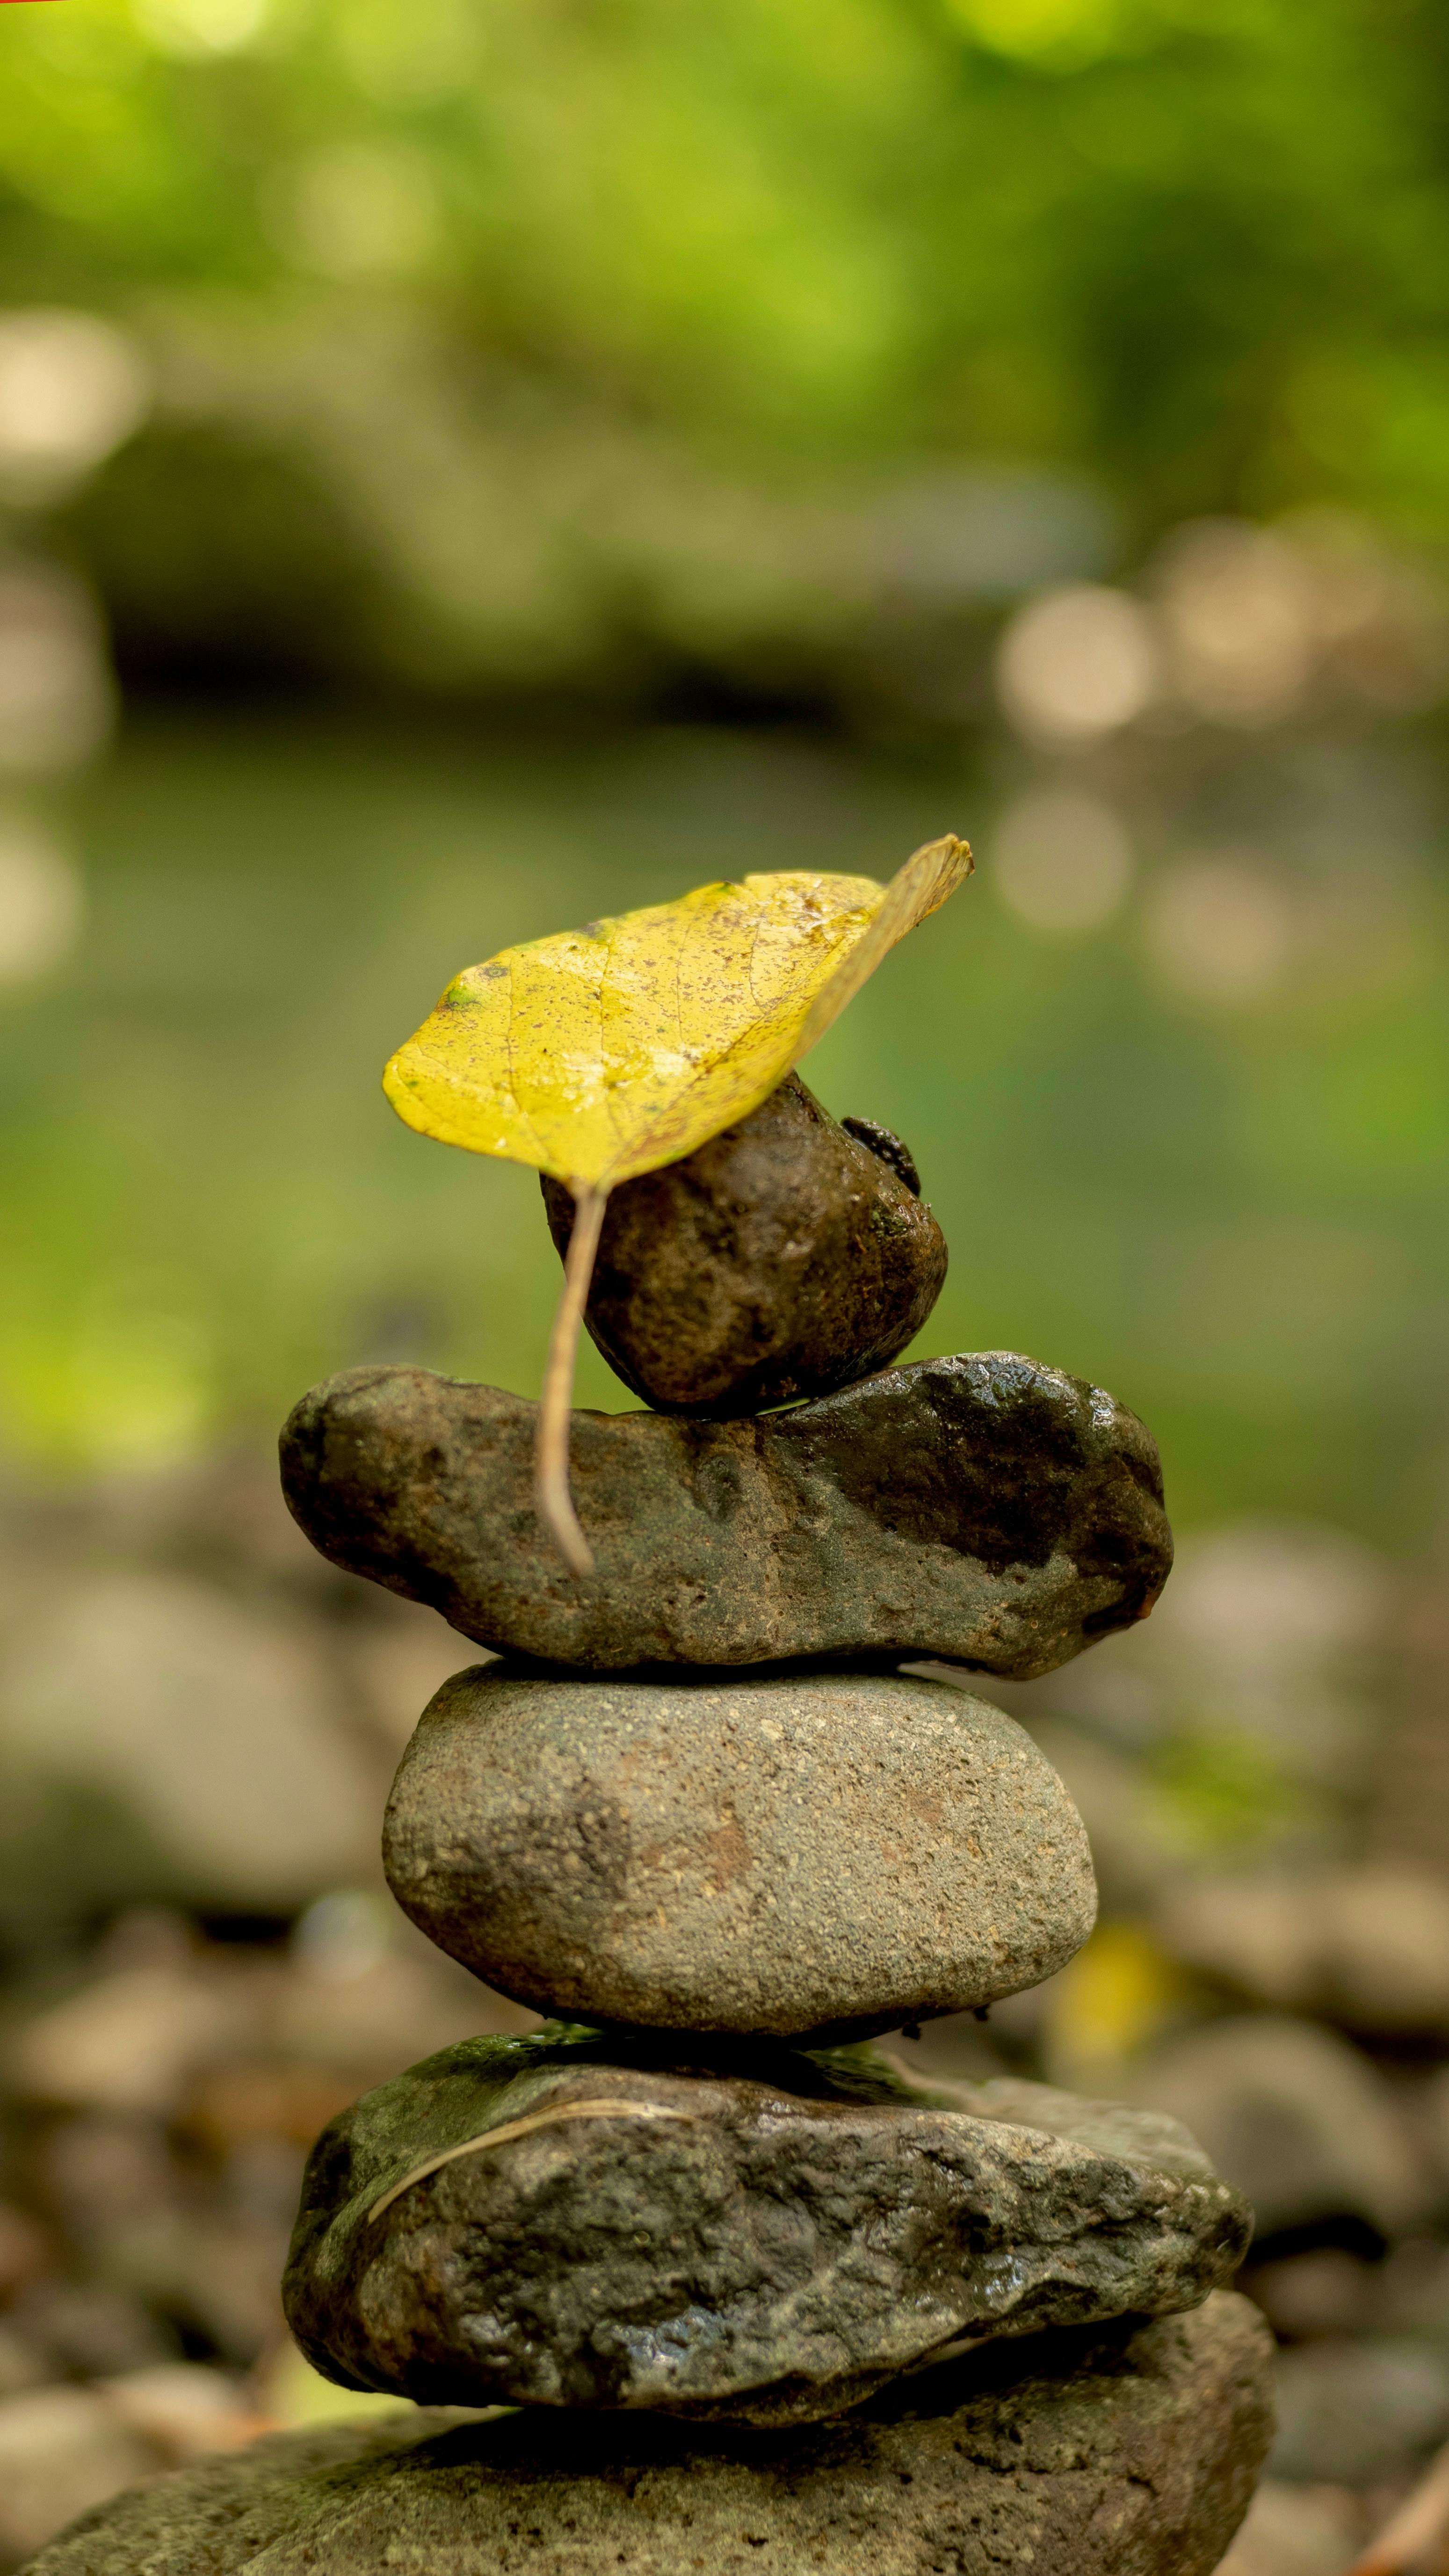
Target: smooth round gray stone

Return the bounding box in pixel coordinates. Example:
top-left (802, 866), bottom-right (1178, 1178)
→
top-left (382, 1666), bottom-right (1097, 2041)
top-left (28, 2296), bottom-right (1274, 2576)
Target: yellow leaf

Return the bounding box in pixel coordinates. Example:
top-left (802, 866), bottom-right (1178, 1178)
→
top-left (1040, 1924), bottom-right (1190, 2090)
top-left (381, 832), bottom-right (971, 1575)
top-left (261, 2339), bottom-right (416, 2429)
top-left (383, 836), bottom-right (971, 1190)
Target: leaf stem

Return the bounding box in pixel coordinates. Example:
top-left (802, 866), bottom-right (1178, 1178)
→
top-left (367, 2097), bottom-right (694, 2223)
top-left (535, 1179), bottom-right (608, 1577)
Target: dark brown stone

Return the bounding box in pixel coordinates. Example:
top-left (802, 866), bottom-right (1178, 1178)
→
top-left (540, 1075), bottom-right (946, 1415)
top-left (279, 1352), bottom-right (1172, 1674)
top-left (278, 2029), bottom-right (1251, 2426)
top-left (28, 2295), bottom-right (1274, 2575)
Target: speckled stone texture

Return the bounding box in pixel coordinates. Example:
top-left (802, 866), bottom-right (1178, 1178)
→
top-left (382, 1667), bottom-right (1097, 2040)
top-left (279, 1351), bottom-right (1171, 1674)
top-left (28, 2294), bottom-right (1274, 2576)
top-left (540, 1074), bottom-right (947, 1415)
top-left (279, 2031), bottom-right (1252, 2424)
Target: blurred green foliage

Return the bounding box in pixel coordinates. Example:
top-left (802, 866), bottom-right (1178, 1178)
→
top-left (7, 0), bottom-right (1449, 540)
top-left (1, 0), bottom-right (1448, 1557)
top-left (1, 710), bottom-right (1444, 1546)
top-left (1145, 1723), bottom-right (1320, 1857)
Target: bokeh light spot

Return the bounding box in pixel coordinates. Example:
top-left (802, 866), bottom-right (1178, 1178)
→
top-left (132, 0), bottom-right (270, 58)
top-left (944, 0), bottom-right (1135, 64)
top-left (268, 145), bottom-right (441, 279)
top-left (1145, 853), bottom-right (1296, 1006)
top-left (0, 310), bottom-right (149, 499)
top-left (992, 787), bottom-right (1133, 935)
top-left (0, 818), bottom-right (84, 988)
top-left (1153, 520), bottom-right (1317, 728)
top-left (997, 584), bottom-right (1160, 744)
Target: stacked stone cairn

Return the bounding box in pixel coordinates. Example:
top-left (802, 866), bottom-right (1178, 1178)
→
top-left (43, 1078), bottom-right (1274, 2575)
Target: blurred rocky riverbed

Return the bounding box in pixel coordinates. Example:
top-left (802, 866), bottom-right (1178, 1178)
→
top-left (1, 1454), bottom-right (1448, 2571)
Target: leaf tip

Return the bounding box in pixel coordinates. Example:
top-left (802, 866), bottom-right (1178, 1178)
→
top-left (381, 1049), bottom-right (421, 1127)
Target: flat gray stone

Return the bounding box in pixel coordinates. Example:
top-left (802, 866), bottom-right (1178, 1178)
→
top-left (280, 1352), bottom-right (1172, 1674)
top-left (28, 2294), bottom-right (1274, 2576)
top-left (280, 2030), bottom-right (1252, 2425)
top-left (382, 1666), bottom-right (1097, 2040)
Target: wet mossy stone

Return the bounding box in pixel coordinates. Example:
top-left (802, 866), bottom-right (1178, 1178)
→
top-left (381, 1666), bottom-right (1097, 2041)
top-left (540, 1075), bottom-right (946, 1416)
top-left (29, 2296), bottom-right (1273, 2576)
top-left (279, 2028), bottom-right (1252, 2427)
top-left (279, 1352), bottom-right (1171, 1675)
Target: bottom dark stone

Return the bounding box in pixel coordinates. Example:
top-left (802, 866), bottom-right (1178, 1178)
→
top-left (29, 2293), bottom-right (1273, 2576)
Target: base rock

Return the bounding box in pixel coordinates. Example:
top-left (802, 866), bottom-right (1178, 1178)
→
top-left (282, 2031), bottom-right (1251, 2425)
top-left (279, 1351), bottom-right (1171, 1675)
top-left (28, 2294), bottom-right (1274, 2576)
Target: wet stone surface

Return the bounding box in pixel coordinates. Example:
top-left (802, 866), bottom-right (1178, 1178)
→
top-left (279, 2029), bottom-right (1252, 2426)
top-left (540, 1074), bottom-right (947, 1416)
top-left (30, 2295), bottom-right (1274, 2576)
top-left (382, 1666), bottom-right (1097, 2041)
top-left (280, 1351), bottom-right (1172, 1674)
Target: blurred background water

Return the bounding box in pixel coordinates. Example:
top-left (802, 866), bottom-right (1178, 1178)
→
top-left (2, 1), bottom-right (1449, 2567)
